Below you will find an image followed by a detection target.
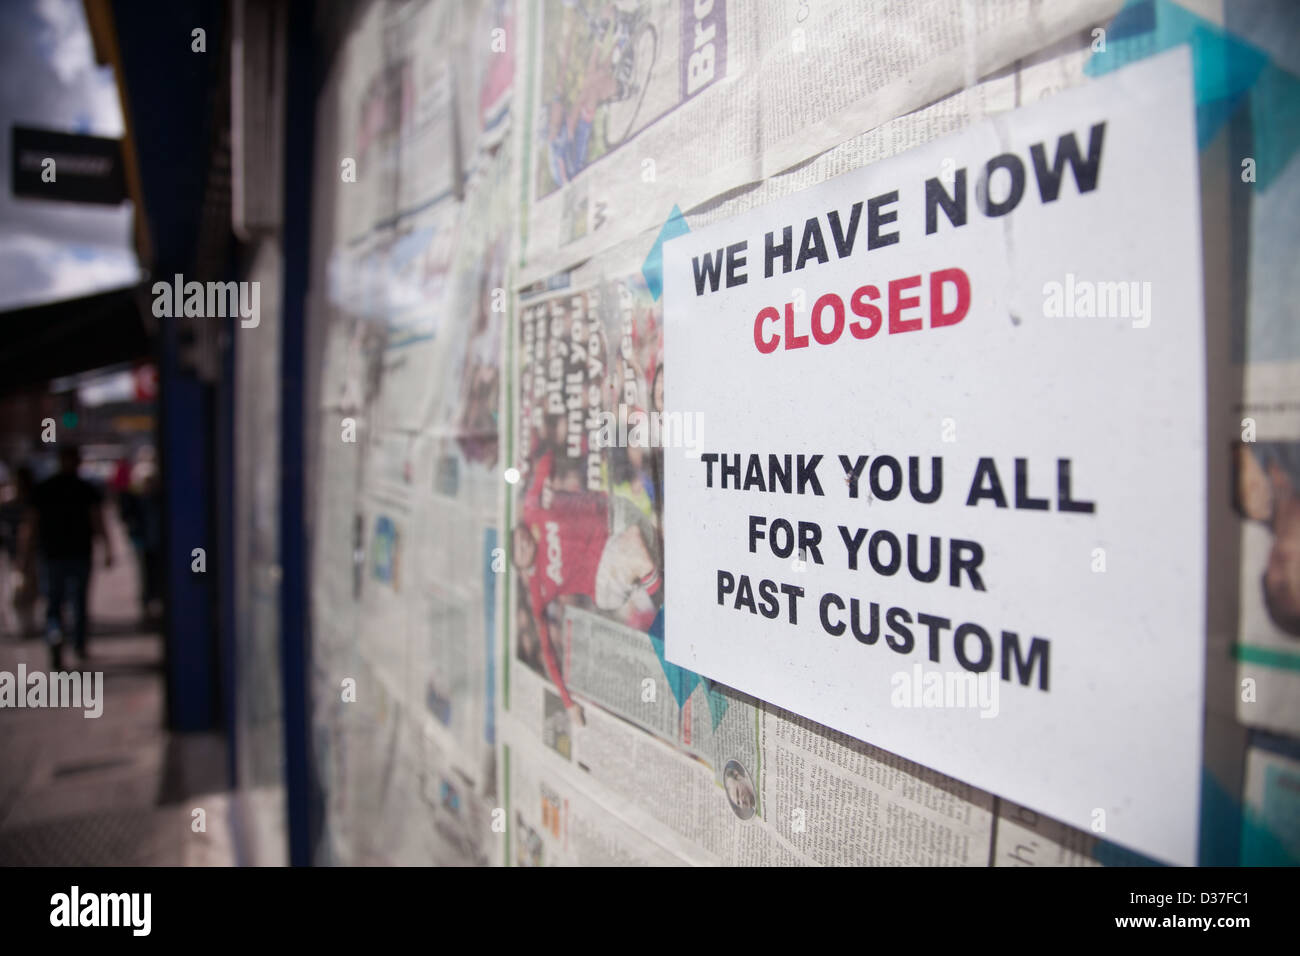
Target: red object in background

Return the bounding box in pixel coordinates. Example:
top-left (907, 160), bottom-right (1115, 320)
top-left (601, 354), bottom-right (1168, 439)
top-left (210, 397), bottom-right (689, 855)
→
top-left (112, 458), bottom-right (132, 493)
top-left (133, 363), bottom-right (158, 402)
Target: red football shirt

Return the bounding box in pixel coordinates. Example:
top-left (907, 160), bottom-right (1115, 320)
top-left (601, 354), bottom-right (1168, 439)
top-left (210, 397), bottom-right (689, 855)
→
top-left (520, 452), bottom-right (609, 706)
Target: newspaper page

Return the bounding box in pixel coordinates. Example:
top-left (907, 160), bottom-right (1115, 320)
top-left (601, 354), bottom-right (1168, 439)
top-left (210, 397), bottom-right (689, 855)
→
top-left (325, 200), bottom-right (462, 433)
top-left (993, 800), bottom-right (1102, 867)
top-left (760, 707), bottom-right (994, 866)
top-left (501, 246), bottom-right (804, 867)
top-left (451, 0), bottom-right (517, 159)
top-left (323, 654), bottom-right (497, 865)
top-left (508, 268), bottom-right (667, 718)
top-left (516, 0), bottom-right (1121, 283)
top-left (503, 653), bottom-right (997, 865)
top-left (506, 743), bottom-right (691, 865)
top-left (306, 0), bottom-right (520, 865)
top-left (331, 0), bottom-right (460, 236)
top-left (408, 133), bottom-right (515, 796)
top-left (500, 690), bottom-right (810, 865)
top-left (1240, 739), bottom-right (1300, 865)
top-left (1229, 76), bottom-right (1300, 737)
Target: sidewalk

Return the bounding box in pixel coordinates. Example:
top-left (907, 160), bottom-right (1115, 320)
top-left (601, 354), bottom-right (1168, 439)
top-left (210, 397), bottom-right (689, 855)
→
top-left (0, 510), bottom-right (237, 865)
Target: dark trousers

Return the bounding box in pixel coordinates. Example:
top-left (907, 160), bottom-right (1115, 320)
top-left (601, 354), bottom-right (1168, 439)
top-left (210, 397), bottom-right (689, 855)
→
top-left (43, 556), bottom-right (91, 651)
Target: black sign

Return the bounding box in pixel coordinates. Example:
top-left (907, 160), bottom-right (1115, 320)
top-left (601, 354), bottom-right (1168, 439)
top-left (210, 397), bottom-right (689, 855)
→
top-left (11, 125), bottom-right (126, 205)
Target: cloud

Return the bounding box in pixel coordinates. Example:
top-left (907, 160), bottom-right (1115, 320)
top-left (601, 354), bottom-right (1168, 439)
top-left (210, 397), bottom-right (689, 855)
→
top-left (0, 0), bottom-right (123, 138)
top-left (35, 0), bottom-right (98, 88)
top-left (0, 232), bottom-right (139, 312)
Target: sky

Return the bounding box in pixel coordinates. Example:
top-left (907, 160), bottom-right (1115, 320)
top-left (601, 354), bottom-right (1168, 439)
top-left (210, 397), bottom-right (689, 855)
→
top-left (0, 0), bottom-right (141, 311)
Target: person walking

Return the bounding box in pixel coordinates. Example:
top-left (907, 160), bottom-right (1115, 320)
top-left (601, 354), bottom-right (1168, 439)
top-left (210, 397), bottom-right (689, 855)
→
top-left (26, 445), bottom-right (113, 669)
top-left (1, 464), bottom-right (40, 637)
top-left (0, 463), bottom-right (24, 635)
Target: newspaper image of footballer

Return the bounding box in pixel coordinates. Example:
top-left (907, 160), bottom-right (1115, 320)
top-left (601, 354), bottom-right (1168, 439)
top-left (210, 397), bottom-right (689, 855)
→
top-left (534, 0), bottom-right (691, 199)
top-left (510, 270), bottom-right (667, 720)
top-left (519, 0), bottom-right (729, 276)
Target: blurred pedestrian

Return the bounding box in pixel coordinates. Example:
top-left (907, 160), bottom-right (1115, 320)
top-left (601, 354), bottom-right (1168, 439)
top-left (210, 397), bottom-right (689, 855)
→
top-left (0, 464), bottom-right (39, 637)
top-left (128, 448), bottom-right (162, 622)
top-left (27, 445), bottom-right (113, 669)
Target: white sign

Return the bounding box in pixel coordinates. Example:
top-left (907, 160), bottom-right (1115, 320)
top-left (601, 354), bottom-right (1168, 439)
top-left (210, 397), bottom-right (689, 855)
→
top-left (663, 49), bottom-right (1205, 865)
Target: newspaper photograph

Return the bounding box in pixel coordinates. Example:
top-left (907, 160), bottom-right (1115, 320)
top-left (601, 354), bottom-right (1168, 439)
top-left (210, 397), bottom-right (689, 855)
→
top-left (516, 0), bottom-right (1121, 283)
top-left (506, 743), bottom-right (689, 865)
top-left (1240, 739), bottom-right (1300, 865)
top-left (509, 265), bottom-right (667, 723)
